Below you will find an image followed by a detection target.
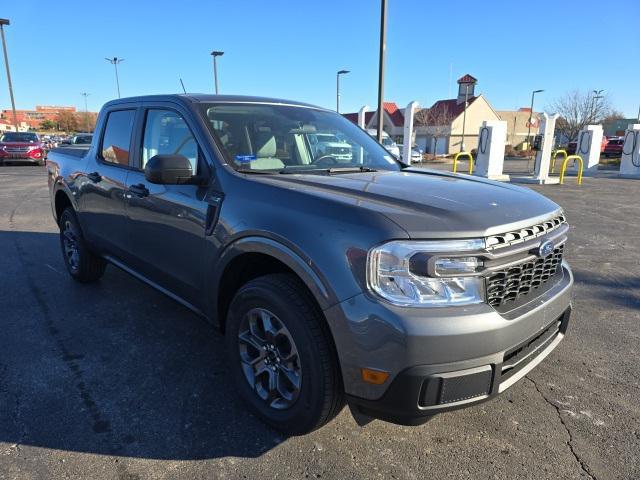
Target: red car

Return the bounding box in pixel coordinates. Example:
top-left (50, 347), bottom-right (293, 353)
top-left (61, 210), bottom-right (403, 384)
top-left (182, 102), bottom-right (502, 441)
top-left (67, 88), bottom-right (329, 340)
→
top-left (603, 137), bottom-right (624, 158)
top-left (0, 131), bottom-right (45, 166)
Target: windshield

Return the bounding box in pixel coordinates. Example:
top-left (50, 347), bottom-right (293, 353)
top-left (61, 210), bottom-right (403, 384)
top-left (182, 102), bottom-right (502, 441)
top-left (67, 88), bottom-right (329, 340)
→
top-left (203, 103), bottom-right (402, 173)
top-left (1, 132), bottom-right (39, 143)
top-left (73, 135), bottom-right (93, 144)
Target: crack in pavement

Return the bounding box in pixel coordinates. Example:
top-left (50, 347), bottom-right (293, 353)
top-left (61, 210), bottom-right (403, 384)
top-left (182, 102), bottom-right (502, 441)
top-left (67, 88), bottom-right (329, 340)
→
top-left (527, 376), bottom-right (596, 480)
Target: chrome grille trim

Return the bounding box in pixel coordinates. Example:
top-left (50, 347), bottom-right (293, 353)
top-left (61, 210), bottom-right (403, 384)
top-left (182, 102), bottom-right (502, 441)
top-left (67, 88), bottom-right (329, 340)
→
top-left (486, 214), bottom-right (567, 250)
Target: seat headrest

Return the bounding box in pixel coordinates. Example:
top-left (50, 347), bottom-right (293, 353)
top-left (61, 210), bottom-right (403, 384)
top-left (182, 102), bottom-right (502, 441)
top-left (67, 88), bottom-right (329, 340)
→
top-left (255, 132), bottom-right (277, 158)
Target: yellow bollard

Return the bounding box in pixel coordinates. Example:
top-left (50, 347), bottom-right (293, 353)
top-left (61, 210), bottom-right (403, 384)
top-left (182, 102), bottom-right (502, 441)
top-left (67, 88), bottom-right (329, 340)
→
top-left (551, 149), bottom-right (567, 174)
top-left (559, 154), bottom-right (584, 185)
top-left (453, 152), bottom-right (474, 174)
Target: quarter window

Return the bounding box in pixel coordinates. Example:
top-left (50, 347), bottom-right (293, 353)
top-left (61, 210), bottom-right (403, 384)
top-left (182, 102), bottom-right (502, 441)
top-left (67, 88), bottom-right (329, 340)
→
top-left (141, 109), bottom-right (198, 173)
top-left (101, 110), bottom-right (135, 166)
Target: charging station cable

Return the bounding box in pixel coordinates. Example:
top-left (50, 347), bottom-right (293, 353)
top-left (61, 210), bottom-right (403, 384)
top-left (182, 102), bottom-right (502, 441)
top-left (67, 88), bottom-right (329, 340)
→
top-left (622, 130), bottom-right (640, 168)
top-left (578, 131), bottom-right (592, 156)
top-left (479, 127), bottom-right (489, 155)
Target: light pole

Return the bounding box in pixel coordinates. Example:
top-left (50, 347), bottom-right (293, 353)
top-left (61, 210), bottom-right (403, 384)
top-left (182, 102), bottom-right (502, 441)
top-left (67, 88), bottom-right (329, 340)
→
top-left (376, 0), bottom-right (387, 142)
top-left (81, 92), bottom-right (90, 132)
top-left (0, 19), bottom-right (18, 132)
top-left (460, 84), bottom-right (470, 152)
top-left (210, 51), bottom-right (224, 94)
top-left (105, 57), bottom-right (124, 98)
top-left (526, 89), bottom-right (544, 150)
top-left (590, 89), bottom-right (604, 122)
top-left (336, 70), bottom-right (349, 113)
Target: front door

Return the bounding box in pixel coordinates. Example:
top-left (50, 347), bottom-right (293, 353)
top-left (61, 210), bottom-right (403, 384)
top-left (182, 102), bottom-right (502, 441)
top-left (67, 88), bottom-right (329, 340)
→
top-left (80, 108), bottom-right (137, 259)
top-left (124, 106), bottom-right (212, 306)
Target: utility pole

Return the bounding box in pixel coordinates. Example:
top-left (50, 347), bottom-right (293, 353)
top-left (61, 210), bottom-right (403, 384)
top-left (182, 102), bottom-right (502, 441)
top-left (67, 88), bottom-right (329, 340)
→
top-left (210, 51), bottom-right (224, 94)
top-left (0, 19), bottom-right (18, 132)
top-left (81, 92), bottom-right (90, 132)
top-left (336, 70), bottom-right (349, 113)
top-left (376, 0), bottom-right (387, 142)
top-left (105, 57), bottom-right (124, 98)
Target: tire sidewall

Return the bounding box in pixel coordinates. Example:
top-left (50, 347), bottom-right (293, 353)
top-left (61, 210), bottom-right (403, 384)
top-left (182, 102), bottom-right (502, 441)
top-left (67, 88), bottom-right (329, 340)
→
top-left (225, 280), bottom-right (329, 432)
top-left (59, 209), bottom-right (86, 278)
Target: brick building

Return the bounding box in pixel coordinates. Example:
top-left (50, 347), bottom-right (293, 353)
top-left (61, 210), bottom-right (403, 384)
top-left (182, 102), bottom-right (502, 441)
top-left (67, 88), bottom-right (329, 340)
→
top-left (0, 105), bottom-right (77, 129)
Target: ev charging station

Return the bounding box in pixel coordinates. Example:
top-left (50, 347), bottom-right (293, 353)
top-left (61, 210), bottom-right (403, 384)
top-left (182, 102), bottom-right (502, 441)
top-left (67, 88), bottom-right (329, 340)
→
top-left (402, 101), bottom-right (418, 165)
top-left (512, 113), bottom-right (560, 184)
top-left (619, 124), bottom-right (640, 178)
top-left (473, 120), bottom-right (509, 181)
top-left (358, 106), bottom-right (369, 129)
top-left (572, 125), bottom-right (603, 176)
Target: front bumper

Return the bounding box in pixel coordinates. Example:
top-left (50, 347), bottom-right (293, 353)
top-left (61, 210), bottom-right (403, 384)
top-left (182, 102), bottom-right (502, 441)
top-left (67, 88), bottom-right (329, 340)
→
top-left (324, 262), bottom-right (573, 425)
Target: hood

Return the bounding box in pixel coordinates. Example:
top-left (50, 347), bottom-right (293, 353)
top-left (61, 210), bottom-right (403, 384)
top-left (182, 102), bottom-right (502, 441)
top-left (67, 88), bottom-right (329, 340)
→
top-left (0, 141), bottom-right (40, 147)
top-left (259, 168), bottom-right (561, 239)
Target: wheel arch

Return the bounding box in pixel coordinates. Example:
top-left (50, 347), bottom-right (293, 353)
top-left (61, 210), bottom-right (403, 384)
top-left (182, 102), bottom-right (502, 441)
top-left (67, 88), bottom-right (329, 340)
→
top-left (211, 236), bottom-right (337, 332)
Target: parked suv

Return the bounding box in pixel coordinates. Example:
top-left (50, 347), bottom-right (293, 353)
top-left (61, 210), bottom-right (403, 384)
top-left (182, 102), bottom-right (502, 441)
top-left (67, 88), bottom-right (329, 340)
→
top-left (0, 131), bottom-right (45, 165)
top-left (47, 94), bottom-right (573, 434)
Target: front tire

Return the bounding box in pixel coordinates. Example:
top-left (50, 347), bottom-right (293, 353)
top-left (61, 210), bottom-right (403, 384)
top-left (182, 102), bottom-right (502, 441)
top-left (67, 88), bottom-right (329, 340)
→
top-left (59, 208), bottom-right (106, 282)
top-left (225, 273), bottom-right (344, 434)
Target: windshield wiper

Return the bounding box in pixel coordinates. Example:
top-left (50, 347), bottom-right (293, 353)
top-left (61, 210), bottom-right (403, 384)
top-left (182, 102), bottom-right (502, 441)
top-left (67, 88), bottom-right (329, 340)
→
top-left (327, 166), bottom-right (377, 174)
top-left (279, 166), bottom-right (378, 175)
top-left (236, 168), bottom-right (275, 174)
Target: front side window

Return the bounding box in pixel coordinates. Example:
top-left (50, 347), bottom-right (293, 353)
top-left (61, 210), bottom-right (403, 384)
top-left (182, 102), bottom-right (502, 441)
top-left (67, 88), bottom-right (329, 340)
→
top-left (202, 103), bottom-right (402, 173)
top-left (141, 109), bottom-right (198, 173)
top-left (101, 110), bottom-right (135, 166)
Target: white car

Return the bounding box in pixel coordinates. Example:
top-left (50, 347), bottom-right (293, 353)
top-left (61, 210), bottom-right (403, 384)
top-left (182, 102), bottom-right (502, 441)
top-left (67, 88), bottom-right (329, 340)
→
top-left (309, 133), bottom-right (353, 161)
top-left (366, 129), bottom-right (400, 159)
top-left (398, 144), bottom-right (423, 163)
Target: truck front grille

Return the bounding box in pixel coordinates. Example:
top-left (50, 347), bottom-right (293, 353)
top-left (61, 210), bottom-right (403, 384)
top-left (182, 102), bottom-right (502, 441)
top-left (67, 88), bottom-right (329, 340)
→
top-left (486, 214), bottom-right (566, 250)
top-left (486, 244), bottom-right (564, 308)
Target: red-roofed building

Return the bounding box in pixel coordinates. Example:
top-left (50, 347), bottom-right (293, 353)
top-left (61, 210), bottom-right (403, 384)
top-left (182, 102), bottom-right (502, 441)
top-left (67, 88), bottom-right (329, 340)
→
top-left (343, 102), bottom-right (406, 141)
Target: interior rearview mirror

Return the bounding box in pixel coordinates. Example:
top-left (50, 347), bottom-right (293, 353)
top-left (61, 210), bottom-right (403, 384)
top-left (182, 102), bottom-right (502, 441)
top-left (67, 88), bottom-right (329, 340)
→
top-left (144, 154), bottom-right (194, 184)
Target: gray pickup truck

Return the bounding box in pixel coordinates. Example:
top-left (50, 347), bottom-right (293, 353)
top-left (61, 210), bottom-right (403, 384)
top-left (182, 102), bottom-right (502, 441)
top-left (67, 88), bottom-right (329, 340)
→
top-left (47, 94), bottom-right (573, 434)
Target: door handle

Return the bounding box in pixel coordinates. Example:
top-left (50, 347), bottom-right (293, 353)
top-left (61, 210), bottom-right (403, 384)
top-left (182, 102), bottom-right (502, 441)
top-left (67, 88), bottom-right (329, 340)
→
top-left (129, 183), bottom-right (149, 198)
top-left (86, 171), bottom-right (102, 183)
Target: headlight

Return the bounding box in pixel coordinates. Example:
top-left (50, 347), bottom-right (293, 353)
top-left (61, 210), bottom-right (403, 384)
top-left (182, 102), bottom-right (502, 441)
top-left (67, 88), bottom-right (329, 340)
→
top-left (367, 240), bottom-right (485, 307)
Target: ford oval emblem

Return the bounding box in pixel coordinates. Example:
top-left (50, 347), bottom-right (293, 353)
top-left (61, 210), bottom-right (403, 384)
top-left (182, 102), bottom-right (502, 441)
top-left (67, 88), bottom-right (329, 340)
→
top-left (539, 240), bottom-right (555, 257)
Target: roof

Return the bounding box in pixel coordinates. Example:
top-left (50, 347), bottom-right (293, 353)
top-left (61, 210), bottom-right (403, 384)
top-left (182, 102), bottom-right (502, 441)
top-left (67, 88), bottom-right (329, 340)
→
top-left (415, 97), bottom-right (478, 126)
top-left (457, 74), bottom-right (478, 84)
top-left (342, 102), bottom-right (405, 127)
top-left (104, 94), bottom-right (325, 110)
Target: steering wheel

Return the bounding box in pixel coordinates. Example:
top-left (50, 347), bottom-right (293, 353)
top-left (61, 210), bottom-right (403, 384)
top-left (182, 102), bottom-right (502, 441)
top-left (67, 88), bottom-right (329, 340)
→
top-left (312, 155), bottom-right (338, 167)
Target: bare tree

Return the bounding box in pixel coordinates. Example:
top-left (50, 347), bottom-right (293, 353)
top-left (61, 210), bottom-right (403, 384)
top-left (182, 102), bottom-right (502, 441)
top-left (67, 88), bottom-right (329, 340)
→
top-left (548, 89), bottom-right (614, 142)
top-left (415, 104), bottom-right (456, 157)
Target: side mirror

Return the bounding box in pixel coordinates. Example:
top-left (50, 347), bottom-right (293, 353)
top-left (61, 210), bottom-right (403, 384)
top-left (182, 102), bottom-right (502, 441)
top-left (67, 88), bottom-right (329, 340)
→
top-left (144, 154), bottom-right (193, 184)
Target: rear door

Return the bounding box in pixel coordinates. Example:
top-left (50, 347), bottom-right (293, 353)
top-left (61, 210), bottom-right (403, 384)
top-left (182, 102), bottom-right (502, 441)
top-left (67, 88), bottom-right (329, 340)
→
top-left (80, 106), bottom-right (139, 259)
top-left (124, 102), bottom-right (216, 306)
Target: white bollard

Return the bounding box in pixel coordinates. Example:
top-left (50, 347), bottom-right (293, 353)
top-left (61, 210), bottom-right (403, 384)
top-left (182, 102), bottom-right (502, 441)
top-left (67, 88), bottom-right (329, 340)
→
top-left (619, 124), bottom-right (640, 178)
top-left (474, 120), bottom-right (509, 181)
top-left (573, 125), bottom-right (603, 176)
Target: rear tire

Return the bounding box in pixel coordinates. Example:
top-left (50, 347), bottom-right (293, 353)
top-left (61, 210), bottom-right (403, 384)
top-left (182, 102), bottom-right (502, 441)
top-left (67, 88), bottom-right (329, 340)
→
top-left (225, 273), bottom-right (344, 434)
top-left (59, 208), bottom-right (106, 282)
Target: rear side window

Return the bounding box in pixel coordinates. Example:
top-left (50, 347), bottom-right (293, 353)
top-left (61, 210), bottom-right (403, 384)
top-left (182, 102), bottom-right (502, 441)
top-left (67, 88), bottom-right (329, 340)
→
top-left (101, 110), bottom-right (135, 166)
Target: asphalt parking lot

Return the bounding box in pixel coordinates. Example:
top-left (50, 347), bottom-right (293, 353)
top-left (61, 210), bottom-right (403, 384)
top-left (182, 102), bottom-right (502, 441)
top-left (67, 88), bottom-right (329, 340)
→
top-left (1, 164), bottom-right (638, 480)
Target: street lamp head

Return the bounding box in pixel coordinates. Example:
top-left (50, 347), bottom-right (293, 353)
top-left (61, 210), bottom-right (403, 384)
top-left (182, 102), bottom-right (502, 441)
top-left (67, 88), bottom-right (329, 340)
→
top-left (533, 89), bottom-right (544, 94)
top-left (0, 19), bottom-right (10, 26)
top-left (337, 69), bottom-right (350, 75)
top-left (211, 51), bottom-right (224, 57)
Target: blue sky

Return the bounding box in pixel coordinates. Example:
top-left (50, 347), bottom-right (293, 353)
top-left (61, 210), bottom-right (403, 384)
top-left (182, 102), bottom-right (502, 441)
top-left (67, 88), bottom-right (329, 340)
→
top-left (2, 0), bottom-right (639, 116)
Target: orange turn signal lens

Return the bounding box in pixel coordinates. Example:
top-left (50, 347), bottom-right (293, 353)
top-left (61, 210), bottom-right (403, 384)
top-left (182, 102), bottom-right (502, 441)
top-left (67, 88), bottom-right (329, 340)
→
top-left (361, 368), bottom-right (389, 385)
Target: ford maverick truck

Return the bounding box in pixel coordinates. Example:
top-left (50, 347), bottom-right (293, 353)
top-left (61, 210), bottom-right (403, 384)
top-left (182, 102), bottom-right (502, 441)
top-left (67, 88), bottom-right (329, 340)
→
top-left (47, 94), bottom-right (572, 434)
